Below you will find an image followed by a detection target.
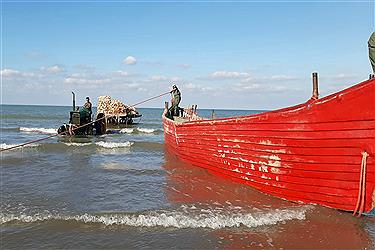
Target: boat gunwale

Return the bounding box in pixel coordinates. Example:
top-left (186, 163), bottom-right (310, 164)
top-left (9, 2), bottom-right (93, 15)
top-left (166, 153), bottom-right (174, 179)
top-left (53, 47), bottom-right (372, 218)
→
top-left (163, 78), bottom-right (374, 126)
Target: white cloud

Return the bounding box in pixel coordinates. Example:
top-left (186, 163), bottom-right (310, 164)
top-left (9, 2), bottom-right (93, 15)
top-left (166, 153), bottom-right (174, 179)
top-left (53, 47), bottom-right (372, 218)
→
top-left (113, 70), bottom-right (130, 77)
top-left (123, 56), bottom-right (137, 65)
top-left (184, 82), bottom-right (201, 90)
top-left (240, 83), bottom-right (263, 91)
top-left (325, 83), bottom-right (353, 93)
top-left (241, 75), bottom-right (299, 83)
top-left (241, 77), bottom-right (254, 83)
top-left (1, 69), bottom-right (21, 77)
top-left (211, 71), bottom-right (250, 79)
top-left (1, 68), bottom-right (40, 78)
top-left (198, 71), bottom-right (251, 80)
top-left (137, 87), bottom-right (147, 92)
top-left (150, 75), bottom-right (181, 82)
top-left (324, 74), bottom-right (358, 81)
top-left (183, 82), bottom-right (215, 92)
top-left (110, 82), bottom-right (141, 90)
top-left (41, 65), bottom-right (64, 74)
top-left (170, 76), bottom-right (181, 82)
top-left (269, 75), bottom-right (299, 81)
top-left (70, 73), bottom-right (87, 78)
top-left (233, 82), bottom-right (288, 93)
top-left (150, 75), bottom-right (168, 81)
top-left (75, 64), bottom-right (96, 72)
top-left (64, 76), bottom-right (111, 85)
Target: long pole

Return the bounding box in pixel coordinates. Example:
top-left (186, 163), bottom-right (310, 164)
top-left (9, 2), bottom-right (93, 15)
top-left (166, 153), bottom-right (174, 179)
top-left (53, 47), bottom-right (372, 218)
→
top-left (312, 72), bottom-right (319, 100)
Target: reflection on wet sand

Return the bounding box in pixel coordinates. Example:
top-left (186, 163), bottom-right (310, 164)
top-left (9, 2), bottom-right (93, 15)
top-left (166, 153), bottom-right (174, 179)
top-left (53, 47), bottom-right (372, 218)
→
top-left (163, 149), bottom-right (373, 249)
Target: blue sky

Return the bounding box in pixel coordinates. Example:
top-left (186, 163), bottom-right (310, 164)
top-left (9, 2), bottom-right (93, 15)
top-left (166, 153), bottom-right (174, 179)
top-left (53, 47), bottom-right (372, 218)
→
top-left (1, 1), bottom-right (374, 109)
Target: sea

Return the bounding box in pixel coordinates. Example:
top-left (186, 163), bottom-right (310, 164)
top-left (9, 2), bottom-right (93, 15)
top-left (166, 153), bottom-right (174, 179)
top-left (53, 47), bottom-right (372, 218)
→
top-left (1, 104), bottom-right (375, 249)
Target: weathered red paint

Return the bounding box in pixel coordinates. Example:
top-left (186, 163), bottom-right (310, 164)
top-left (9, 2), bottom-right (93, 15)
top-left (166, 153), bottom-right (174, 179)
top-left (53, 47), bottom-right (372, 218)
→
top-left (163, 78), bottom-right (375, 213)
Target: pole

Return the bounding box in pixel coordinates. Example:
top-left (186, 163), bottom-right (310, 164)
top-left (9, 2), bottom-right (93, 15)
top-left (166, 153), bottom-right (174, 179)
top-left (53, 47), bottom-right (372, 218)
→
top-left (312, 72), bottom-right (319, 100)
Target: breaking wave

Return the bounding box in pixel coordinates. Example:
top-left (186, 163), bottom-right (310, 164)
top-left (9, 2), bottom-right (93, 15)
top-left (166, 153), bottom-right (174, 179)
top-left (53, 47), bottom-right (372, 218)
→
top-left (0, 206), bottom-right (309, 229)
top-left (63, 142), bottom-right (92, 147)
top-left (20, 127), bottom-right (57, 134)
top-left (0, 127), bottom-right (20, 132)
top-left (138, 128), bottom-right (159, 134)
top-left (119, 128), bottom-right (134, 134)
top-left (18, 126), bottom-right (160, 135)
top-left (0, 143), bottom-right (39, 150)
top-left (95, 141), bottom-right (134, 148)
top-left (1, 141), bottom-right (135, 151)
top-left (120, 128), bottom-right (161, 134)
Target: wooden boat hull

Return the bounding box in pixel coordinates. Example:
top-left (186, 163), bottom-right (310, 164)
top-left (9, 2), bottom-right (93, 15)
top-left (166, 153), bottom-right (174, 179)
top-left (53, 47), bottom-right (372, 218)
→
top-left (163, 78), bottom-right (375, 213)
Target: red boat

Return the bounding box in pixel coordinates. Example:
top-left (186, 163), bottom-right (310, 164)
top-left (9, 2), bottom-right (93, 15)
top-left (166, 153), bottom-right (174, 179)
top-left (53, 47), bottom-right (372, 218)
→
top-left (162, 73), bottom-right (375, 215)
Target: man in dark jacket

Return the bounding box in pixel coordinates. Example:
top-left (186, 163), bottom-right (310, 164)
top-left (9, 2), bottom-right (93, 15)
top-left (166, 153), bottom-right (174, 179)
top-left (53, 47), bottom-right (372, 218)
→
top-left (169, 85), bottom-right (181, 117)
top-left (368, 32), bottom-right (375, 73)
top-left (84, 97), bottom-right (92, 114)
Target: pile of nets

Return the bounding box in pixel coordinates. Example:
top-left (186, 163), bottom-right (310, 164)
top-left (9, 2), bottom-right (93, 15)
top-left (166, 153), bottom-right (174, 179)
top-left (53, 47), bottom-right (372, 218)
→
top-left (97, 96), bottom-right (139, 116)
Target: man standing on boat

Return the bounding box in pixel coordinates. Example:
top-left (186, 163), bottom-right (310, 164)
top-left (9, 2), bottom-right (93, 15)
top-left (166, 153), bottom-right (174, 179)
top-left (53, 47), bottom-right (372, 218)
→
top-left (84, 97), bottom-right (92, 115)
top-left (368, 32), bottom-right (375, 73)
top-left (169, 84), bottom-right (181, 117)
top-left (82, 96), bottom-right (92, 122)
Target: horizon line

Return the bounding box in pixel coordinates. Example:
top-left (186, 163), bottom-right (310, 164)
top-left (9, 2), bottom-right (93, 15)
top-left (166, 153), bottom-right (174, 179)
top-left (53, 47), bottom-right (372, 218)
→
top-left (0, 103), bottom-right (267, 111)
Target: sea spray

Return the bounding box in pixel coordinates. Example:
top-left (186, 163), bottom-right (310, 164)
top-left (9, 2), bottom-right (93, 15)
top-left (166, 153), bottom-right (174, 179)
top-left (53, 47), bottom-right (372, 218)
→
top-left (95, 141), bottom-right (134, 148)
top-left (20, 127), bottom-right (57, 134)
top-left (120, 128), bottom-right (160, 134)
top-left (0, 205), bottom-right (310, 229)
top-left (0, 143), bottom-right (39, 150)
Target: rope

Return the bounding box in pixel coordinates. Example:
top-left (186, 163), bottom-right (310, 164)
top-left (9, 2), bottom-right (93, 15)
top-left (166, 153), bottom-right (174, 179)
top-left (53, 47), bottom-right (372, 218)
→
top-left (353, 151), bottom-right (369, 217)
top-left (0, 114), bottom-right (107, 152)
top-left (0, 91), bottom-right (171, 152)
top-left (129, 91), bottom-right (170, 107)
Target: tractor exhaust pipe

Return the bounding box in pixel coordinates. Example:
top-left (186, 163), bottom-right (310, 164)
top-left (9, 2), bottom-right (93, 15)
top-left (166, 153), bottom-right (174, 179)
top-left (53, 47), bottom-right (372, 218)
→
top-left (72, 91), bottom-right (76, 111)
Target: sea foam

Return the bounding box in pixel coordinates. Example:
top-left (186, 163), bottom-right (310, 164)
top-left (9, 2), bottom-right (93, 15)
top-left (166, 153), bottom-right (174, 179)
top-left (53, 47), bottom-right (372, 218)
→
top-left (0, 143), bottom-right (39, 150)
top-left (63, 142), bottom-right (92, 147)
top-left (20, 127), bottom-right (57, 134)
top-left (95, 141), bottom-right (134, 148)
top-left (120, 128), bottom-right (159, 134)
top-left (0, 206), bottom-right (309, 229)
top-left (137, 128), bottom-right (157, 133)
top-left (119, 128), bottom-right (134, 134)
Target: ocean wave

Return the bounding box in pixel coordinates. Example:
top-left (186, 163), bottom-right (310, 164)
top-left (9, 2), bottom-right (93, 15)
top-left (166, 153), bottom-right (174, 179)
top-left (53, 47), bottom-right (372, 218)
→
top-left (0, 206), bottom-right (309, 229)
top-left (1, 141), bottom-right (134, 151)
top-left (95, 141), bottom-right (134, 148)
top-left (0, 127), bottom-right (20, 132)
top-left (63, 142), bottom-right (92, 147)
top-left (61, 141), bottom-right (163, 151)
top-left (0, 143), bottom-right (39, 150)
top-left (120, 128), bottom-right (161, 134)
top-left (119, 128), bottom-right (134, 134)
top-left (1, 114), bottom-right (64, 120)
top-left (133, 141), bottom-right (164, 151)
top-left (137, 128), bottom-right (158, 133)
top-left (20, 127), bottom-right (57, 134)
